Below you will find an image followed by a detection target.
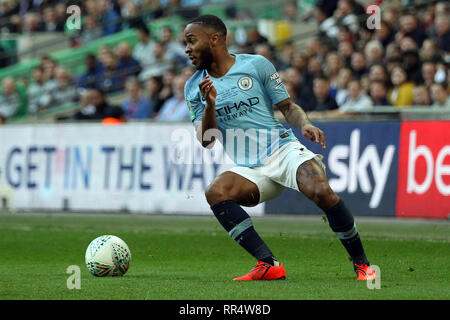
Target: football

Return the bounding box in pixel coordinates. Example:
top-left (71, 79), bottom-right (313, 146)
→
top-left (85, 235), bottom-right (131, 277)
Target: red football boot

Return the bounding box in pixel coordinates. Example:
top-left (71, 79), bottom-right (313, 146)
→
top-left (233, 261), bottom-right (286, 281)
top-left (355, 263), bottom-right (377, 280)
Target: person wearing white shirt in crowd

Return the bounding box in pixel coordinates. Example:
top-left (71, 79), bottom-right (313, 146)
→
top-left (156, 74), bottom-right (190, 121)
top-left (27, 66), bottom-right (53, 113)
top-left (138, 41), bottom-right (173, 81)
top-left (133, 24), bottom-right (156, 69)
top-left (340, 78), bottom-right (373, 112)
top-left (335, 67), bottom-right (352, 107)
top-left (430, 82), bottom-right (450, 109)
top-left (0, 77), bottom-right (20, 119)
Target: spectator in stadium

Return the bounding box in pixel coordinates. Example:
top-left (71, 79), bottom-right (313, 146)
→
top-left (413, 85), bottom-right (432, 106)
top-left (145, 76), bottom-right (164, 115)
top-left (225, 30), bottom-right (239, 54)
top-left (337, 40), bottom-right (354, 68)
top-left (245, 27), bottom-right (269, 53)
top-left (388, 66), bottom-right (415, 107)
top-left (385, 43), bottom-right (402, 61)
top-left (156, 69), bottom-right (176, 108)
top-left (283, 1), bottom-right (300, 22)
top-left (302, 56), bottom-right (323, 94)
top-left (373, 20), bottom-right (395, 48)
top-left (430, 82), bottom-right (450, 108)
top-left (40, 56), bottom-right (58, 82)
top-left (51, 67), bottom-right (78, 107)
top-left (432, 14), bottom-right (450, 52)
top-left (399, 36), bottom-right (419, 53)
top-left (139, 41), bottom-right (173, 81)
top-left (334, 67), bottom-right (352, 107)
top-left (308, 75), bottom-right (339, 113)
top-left (386, 55), bottom-right (403, 75)
top-left (42, 6), bottom-right (64, 32)
top-left (315, 0), bottom-right (338, 18)
top-left (160, 25), bottom-right (187, 64)
top-left (255, 43), bottom-right (280, 70)
top-left (72, 87), bottom-right (124, 121)
top-left (368, 63), bottom-right (389, 85)
top-left (364, 40), bottom-right (384, 66)
top-left (403, 49), bottom-right (423, 84)
top-left (339, 78), bottom-right (373, 112)
top-left (319, 0), bottom-right (359, 40)
top-left (22, 12), bottom-right (44, 33)
top-left (382, 7), bottom-right (399, 30)
top-left (284, 67), bottom-right (306, 107)
top-left (156, 75), bottom-right (190, 121)
top-left (278, 41), bottom-right (296, 70)
top-left (54, 2), bottom-right (69, 27)
top-left (324, 51), bottom-right (341, 97)
top-left (120, 0), bottom-right (145, 30)
top-left (27, 66), bottom-right (53, 113)
top-left (290, 52), bottom-right (309, 75)
top-left (0, 77), bottom-right (21, 119)
top-left (0, 77), bottom-right (27, 119)
top-left (77, 54), bottom-right (105, 89)
top-left (314, 5), bottom-right (330, 39)
top-left (305, 38), bottom-right (322, 60)
top-left (350, 52), bottom-right (367, 80)
top-left (96, 0), bottom-right (121, 36)
top-left (122, 77), bottom-right (154, 120)
top-left (369, 80), bottom-right (391, 106)
top-left (115, 41), bottom-right (142, 78)
top-left (337, 25), bottom-right (354, 45)
top-left (421, 60), bottom-right (437, 89)
top-left (81, 15), bottom-right (103, 44)
top-left (99, 51), bottom-right (123, 93)
top-left (397, 13), bottom-right (427, 47)
top-left (132, 23), bottom-right (156, 69)
top-left (68, 89), bottom-right (95, 121)
top-left (419, 38), bottom-right (440, 61)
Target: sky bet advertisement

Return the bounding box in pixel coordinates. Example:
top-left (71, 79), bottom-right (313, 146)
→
top-left (0, 121), bottom-right (448, 218)
top-left (266, 121), bottom-right (401, 217)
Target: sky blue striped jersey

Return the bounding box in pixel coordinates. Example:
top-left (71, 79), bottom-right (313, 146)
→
top-left (184, 54), bottom-right (298, 167)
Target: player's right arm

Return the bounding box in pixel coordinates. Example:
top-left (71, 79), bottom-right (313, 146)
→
top-left (197, 75), bottom-right (218, 148)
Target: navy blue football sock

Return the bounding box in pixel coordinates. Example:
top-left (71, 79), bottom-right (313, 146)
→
top-left (211, 200), bottom-right (276, 265)
top-left (324, 199), bottom-right (369, 265)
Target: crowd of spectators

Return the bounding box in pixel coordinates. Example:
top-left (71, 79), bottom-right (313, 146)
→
top-left (267, 0), bottom-right (450, 120)
top-left (0, 0), bottom-right (449, 125)
top-left (0, 0), bottom-right (201, 36)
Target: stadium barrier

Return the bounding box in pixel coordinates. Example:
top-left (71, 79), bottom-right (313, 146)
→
top-left (0, 120), bottom-right (448, 219)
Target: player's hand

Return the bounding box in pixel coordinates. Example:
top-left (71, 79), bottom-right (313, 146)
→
top-left (199, 75), bottom-right (217, 107)
top-left (302, 123), bottom-right (326, 149)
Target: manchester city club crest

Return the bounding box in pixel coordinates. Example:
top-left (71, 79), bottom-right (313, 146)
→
top-left (237, 76), bottom-right (253, 91)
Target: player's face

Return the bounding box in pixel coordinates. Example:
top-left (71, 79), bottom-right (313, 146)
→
top-left (184, 24), bottom-right (214, 70)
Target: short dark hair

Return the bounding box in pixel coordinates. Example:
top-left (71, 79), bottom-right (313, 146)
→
top-left (188, 15), bottom-right (227, 37)
top-left (136, 23), bottom-right (150, 36)
top-left (313, 73), bottom-right (329, 83)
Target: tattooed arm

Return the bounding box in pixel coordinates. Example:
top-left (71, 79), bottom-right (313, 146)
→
top-left (276, 98), bottom-right (327, 149)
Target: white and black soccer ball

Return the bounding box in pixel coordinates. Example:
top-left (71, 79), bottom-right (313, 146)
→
top-left (85, 235), bottom-right (131, 277)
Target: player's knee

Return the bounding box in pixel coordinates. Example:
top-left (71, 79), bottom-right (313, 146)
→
top-left (311, 181), bottom-right (337, 208)
top-left (205, 183), bottom-right (230, 206)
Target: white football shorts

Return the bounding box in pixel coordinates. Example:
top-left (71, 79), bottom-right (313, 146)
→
top-left (226, 141), bottom-right (326, 204)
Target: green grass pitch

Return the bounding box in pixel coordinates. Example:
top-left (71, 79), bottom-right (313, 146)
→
top-left (0, 212), bottom-right (448, 300)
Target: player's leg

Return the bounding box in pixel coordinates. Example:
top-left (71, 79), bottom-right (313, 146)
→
top-left (296, 159), bottom-right (375, 280)
top-left (206, 170), bottom-right (286, 280)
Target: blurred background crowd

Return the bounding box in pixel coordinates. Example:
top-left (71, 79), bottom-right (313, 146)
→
top-left (0, 0), bottom-right (449, 125)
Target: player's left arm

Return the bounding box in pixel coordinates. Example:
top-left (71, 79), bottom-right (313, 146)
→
top-left (276, 98), bottom-right (326, 149)
top-left (253, 55), bottom-right (326, 149)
